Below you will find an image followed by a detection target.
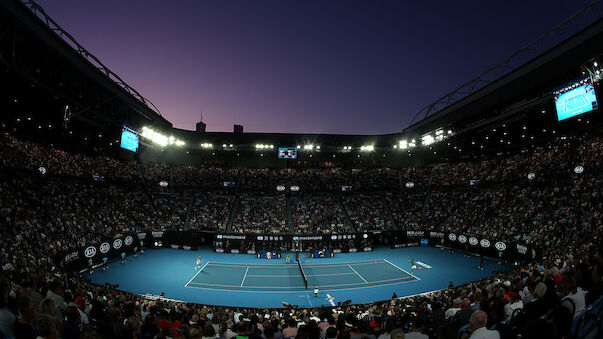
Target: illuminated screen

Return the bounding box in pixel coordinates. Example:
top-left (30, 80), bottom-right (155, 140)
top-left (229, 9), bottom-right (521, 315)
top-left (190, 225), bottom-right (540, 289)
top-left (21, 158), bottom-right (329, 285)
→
top-left (120, 129), bottom-right (139, 152)
top-left (278, 147), bottom-right (297, 159)
top-left (555, 83), bottom-right (598, 121)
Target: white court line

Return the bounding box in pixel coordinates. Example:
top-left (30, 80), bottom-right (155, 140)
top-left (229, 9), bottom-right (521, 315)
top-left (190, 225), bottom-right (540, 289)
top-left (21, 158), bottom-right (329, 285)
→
top-left (184, 261), bottom-right (210, 287)
top-left (187, 275), bottom-right (416, 289)
top-left (245, 272), bottom-right (356, 278)
top-left (204, 259), bottom-right (384, 268)
top-left (305, 291), bottom-right (313, 307)
top-left (383, 259), bottom-right (421, 281)
top-left (185, 277), bottom-right (418, 293)
top-left (348, 265), bottom-right (368, 283)
top-left (240, 267), bottom-right (250, 287)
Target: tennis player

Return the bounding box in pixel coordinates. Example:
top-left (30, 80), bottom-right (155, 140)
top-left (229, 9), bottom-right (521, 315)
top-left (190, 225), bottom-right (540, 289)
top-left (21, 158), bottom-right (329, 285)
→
top-left (409, 257), bottom-right (417, 273)
top-left (195, 256), bottom-right (203, 270)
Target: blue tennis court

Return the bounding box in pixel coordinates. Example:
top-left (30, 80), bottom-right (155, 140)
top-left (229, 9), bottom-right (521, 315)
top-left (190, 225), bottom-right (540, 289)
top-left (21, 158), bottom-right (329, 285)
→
top-left (86, 246), bottom-right (508, 308)
top-left (185, 259), bottom-right (418, 292)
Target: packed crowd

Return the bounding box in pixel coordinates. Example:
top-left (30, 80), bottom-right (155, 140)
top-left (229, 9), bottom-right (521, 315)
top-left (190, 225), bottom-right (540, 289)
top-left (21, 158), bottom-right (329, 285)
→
top-left (291, 196), bottom-right (348, 234)
top-left (151, 193), bottom-right (191, 231)
top-left (3, 132), bottom-right (602, 192)
top-left (343, 194), bottom-right (391, 232)
top-left (0, 134), bottom-right (140, 182)
top-left (188, 193), bottom-right (233, 231)
top-left (0, 176), bottom-right (149, 255)
top-left (232, 196), bottom-right (288, 234)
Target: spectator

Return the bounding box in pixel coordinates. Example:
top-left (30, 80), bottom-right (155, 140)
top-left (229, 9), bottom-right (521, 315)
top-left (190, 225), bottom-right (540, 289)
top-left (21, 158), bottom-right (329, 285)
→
top-left (404, 317), bottom-right (428, 339)
top-left (468, 311), bottom-right (499, 339)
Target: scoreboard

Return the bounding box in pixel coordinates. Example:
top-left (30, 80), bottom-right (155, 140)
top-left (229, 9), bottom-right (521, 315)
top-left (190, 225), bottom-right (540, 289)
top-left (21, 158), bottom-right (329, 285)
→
top-left (278, 147), bottom-right (297, 159)
top-left (120, 127), bottom-right (139, 152)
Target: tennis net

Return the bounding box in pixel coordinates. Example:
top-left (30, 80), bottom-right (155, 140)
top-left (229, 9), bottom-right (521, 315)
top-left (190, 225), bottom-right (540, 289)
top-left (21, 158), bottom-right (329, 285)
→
top-left (297, 258), bottom-right (308, 290)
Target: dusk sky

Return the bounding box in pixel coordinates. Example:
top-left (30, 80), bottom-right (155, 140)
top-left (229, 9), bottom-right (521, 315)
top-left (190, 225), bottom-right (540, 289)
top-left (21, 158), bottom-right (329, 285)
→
top-left (36, 0), bottom-right (591, 134)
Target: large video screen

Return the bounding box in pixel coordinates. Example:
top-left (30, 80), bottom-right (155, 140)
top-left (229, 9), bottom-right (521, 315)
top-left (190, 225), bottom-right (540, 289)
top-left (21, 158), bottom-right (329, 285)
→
top-left (278, 147), bottom-right (297, 159)
top-left (555, 82), bottom-right (598, 121)
top-left (120, 128), bottom-right (139, 152)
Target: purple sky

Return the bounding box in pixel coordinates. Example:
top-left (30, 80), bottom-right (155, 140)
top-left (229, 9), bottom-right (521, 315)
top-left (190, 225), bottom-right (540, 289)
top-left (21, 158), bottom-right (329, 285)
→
top-left (36, 0), bottom-right (590, 134)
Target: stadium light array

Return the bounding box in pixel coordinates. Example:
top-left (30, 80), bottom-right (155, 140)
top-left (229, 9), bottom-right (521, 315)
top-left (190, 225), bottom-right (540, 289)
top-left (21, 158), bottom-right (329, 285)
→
top-left (303, 145), bottom-right (315, 150)
top-left (141, 126), bottom-right (185, 147)
top-left (420, 128), bottom-right (450, 147)
top-left (397, 139), bottom-right (416, 150)
top-left (200, 143), bottom-right (213, 149)
top-left (422, 135), bottom-right (434, 146)
top-left (360, 145), bottom-right (374, 151)
top-left (255, 144), bottom-right (274, 150)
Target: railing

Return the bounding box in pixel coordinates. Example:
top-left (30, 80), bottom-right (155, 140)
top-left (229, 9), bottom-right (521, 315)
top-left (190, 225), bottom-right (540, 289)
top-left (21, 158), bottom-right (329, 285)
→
top-left (21, 0), bottom-right (163, 117)
top-left (409, 0), bottom-right (602, 126)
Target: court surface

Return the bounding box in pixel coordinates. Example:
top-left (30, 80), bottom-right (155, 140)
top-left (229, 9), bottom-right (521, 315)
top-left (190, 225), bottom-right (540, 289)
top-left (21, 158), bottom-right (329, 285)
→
top-left (185, 259), bottom-right (418, 292)
top-left (86, 246), bottom-right (509, 308)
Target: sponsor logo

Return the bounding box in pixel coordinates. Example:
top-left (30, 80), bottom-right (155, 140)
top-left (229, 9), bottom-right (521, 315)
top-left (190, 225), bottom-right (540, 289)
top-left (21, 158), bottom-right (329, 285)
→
top-left (430, 231), bottom-right (444, 238)
top-left (449, 233), bottom-right (457, 241)
top-left (394, 244), bottom-right (407, 248)
top-left (495, 242), bottom-right (507, 251)
top-left (64, 251), bottom-right (79, 264)
top-left (84, 246), bottom-right (97, 258)
top-left (406, 242), bottom-right (419, 247)
top-left (113, 239), bottom-right (123, 249)
top-left (151, 231), bottom-right (164, 238)
top-left (215, 248), bottom-right (224, 253)
top-left (293, 236), bottom-right (323, 241)
top-left (183, 246), bottom-right (191, 251)
top-left (480, 239), bottom-right (491, 248)
top-left (125, 236), bottom-right (133, 246)
top-left (348, 248), bottom-right (357, 253)
top-left (363, 247), bottom-right (373, 251)
top-left (230, 249), bottom-right (240, 254)
top-left (333, 249), bottom-right (342, 253)
top-left (137, 233), bottom-right (147, 239)
top-left (99, 242), bottom-right (111, 254)
top-left (170, 244), bottom-right (179, 249)
top-left (218, 235), bottom-right (245, 240)
top-left (516, 244), bottom-right (527, 255)
top-left (458, 235), bottom-right (467, 243)
top-left (416, 261), bottom-right (432, 269)
top-left (407, 230), bottom-right (425, 237)
top-left (257, 236), bottom-right (264, 241)
top-left (469, 237), bottom-right (478, 246)
top-left (247, 250), bottom-right (256, 255)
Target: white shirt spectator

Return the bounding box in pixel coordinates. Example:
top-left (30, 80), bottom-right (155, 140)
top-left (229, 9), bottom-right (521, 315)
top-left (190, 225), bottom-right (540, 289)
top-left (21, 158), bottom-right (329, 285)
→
top-left (563, 287), bottom-right (586, 317)
top-left (504, 300), bottom-right (523, 321)
top-left (46, 290), bottom-right (67, 322)
top-left (445, 307), bottom-right (460, 319)
top-left (469, 327), bottom-right (500, 339)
